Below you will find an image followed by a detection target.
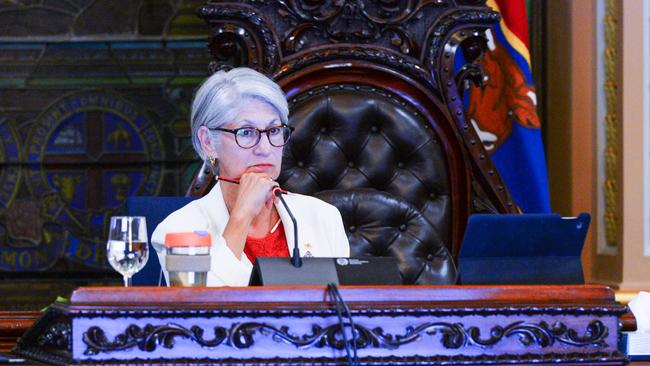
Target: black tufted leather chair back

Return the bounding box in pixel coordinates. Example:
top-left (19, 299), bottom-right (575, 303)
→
top-left (315, 189), bottom-right (456, 285)
top-left (276, 85), bottom-right (456, 284)
top-left (279, 85), bottom-right (451, 249)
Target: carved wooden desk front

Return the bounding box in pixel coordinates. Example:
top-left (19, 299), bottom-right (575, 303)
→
top-left (13, 285), bottom-right (627, 365)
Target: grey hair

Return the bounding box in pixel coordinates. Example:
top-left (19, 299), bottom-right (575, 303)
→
top-left (190, 67), bottom-right (289, 162)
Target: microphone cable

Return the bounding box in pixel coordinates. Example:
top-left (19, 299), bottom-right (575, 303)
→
top-left (327, 283), bottom-right (358, 366)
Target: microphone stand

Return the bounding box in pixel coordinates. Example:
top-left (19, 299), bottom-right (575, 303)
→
top-left (274, 188), bottom-right (302, 268)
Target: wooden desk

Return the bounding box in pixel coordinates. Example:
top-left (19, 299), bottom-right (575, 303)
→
top-left (0, 311), bottom-right (39, 354)
top-left (2, 285), bottom-right (631, 365)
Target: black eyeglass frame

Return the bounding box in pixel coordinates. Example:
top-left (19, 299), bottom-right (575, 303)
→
top-left (208, 124), bottom-right (295, 149)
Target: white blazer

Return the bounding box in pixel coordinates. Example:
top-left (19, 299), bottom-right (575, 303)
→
top-left (151, 182), bottom-right (350, 286)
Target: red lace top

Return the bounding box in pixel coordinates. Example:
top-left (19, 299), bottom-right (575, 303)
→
top-left (243, 222), bottom-right (289, 264)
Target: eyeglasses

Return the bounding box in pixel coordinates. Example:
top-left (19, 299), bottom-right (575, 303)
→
top-left (209, 124), bottom-right (295, 149)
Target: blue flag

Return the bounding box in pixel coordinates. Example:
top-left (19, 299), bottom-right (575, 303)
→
top-left (466, 0), bottom-right (551, 213)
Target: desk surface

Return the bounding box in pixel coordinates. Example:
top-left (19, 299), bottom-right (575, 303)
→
top-left (70, 283), bottom-right (618, 304)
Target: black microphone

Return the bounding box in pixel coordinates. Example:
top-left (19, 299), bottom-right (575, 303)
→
top-left (273, 187), bottom-right (302, 268)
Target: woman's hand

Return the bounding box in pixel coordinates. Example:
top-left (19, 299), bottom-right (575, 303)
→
top-left (222, 172), bottom-right (278, 260)
top-left (230, 172), bottom-right (277, 220)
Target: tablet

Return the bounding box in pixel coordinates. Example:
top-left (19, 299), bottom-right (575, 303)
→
top-left (458, 213), bottom-right (590, 285)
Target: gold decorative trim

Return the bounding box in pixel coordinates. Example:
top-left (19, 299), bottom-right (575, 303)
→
top-left (603, 0), bottom-right (619, 248)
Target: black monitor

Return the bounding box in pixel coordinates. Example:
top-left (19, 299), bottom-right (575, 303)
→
top-left (249, 257), bottom-right (402, 286)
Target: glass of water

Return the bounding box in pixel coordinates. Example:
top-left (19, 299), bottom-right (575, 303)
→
top-left (106, 216), bottom-right (149, 287)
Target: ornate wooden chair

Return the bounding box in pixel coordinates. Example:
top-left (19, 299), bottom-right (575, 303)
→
top-left (187, 0), bottom-right (518, 284)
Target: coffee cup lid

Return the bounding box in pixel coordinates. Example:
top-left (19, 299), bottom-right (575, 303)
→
top-left (164, 231), bottom-right (211, 247)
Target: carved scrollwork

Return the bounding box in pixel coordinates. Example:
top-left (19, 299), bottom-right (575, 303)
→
top-left (470, 320), bottom-right (608, 348)
top-left (384, 25), bottom-right (418, 55)
top-left (82, 324), bottom-right (227, 355)
top-left (455, 63), bottom-right (486, 92)
top-left (276, 0), bottom-right (446, 56)
top-left (198, 3), bottom-right (280, 73)
top-left (403, 320), bottom-right (608, 349)
top-left (82, 319), bottom-right (609, 355)
top-left (37, 322), bottom-right (72, 352)
top-left (427, 9), bottom-right (499, 81)
top-left (207, 30), bottom-right (249, 73)
top-left (557, 320), bottom-right (609, 347)
top-left (277, 46), bottom-right (433, 88)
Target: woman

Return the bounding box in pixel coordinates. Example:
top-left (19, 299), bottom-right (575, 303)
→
top-left (151, 67), bottom-right (350, 286)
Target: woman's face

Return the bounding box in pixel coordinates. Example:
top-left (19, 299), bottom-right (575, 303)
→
top-left (214, 99), bottom-right (284, 180)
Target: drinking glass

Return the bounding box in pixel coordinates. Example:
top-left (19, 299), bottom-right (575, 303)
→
top-left (106, 216), bottom-right (149, 287)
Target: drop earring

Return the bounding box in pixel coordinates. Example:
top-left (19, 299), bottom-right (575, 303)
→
top-left (208, 156), bottom-right (219, 178)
